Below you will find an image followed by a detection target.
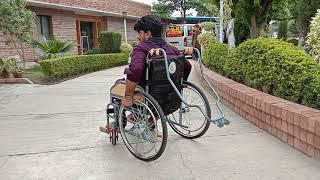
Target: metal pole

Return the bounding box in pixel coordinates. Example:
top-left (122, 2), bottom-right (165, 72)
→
top-left (124, 18), bottom-right (127, 43)
top-left (123, 11), bottom-right (128, 43)
top-left (219, 0), bottom-right (224, 43)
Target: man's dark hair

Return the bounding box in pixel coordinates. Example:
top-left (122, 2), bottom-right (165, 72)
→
top-left (194, 24), bottom-right (200, 28)
top-left (134, 15), bottom-right (162, 37)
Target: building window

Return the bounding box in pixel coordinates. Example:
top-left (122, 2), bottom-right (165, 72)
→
top-left (36, 15), bottom-right (52, 39)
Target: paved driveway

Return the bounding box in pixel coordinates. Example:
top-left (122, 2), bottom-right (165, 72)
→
top-left (0, 65), bottom-right (320, 180)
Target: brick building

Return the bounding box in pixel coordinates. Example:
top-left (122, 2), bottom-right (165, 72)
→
top-left (0, 0), bottom-right (151, 61)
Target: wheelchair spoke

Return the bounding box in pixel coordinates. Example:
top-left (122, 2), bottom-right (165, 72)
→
top-left (119, 90), bottom-right (167, 161)
top-left (168, 82), bottom-right (211, 138)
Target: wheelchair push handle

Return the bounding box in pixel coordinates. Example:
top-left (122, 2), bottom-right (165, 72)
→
top-left (147, 48), bottom-right (230, 128)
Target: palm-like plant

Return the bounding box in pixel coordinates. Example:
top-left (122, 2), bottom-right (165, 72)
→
top-left (32, 37), bottom-right (73, 59)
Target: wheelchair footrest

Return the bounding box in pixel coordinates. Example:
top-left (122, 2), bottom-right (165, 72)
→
top-left (210, 118), bottom-right (230, 128)
top-left (100, 126), bottom-right (109, 134)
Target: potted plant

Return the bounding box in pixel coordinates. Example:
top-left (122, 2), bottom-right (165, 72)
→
top-left (0, 58), bottom-right (13, 78)
top-left (12, 66), bottom-right (24, 78)
top-left (10, 57), bottom-right (24, 78)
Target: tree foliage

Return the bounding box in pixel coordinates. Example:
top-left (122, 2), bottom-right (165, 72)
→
top-left (278, 20), bottom-right (288, 40)
top-left (0, 0), bottom-right (35, 64)
top-left (153, 0), bottom-right (194, 18)
top-left (306, 9), bottom-right (320, 64)
top-left (151, 2), bottom-right (175, 18)
top-left (291, 0), bottom-right (320, 44)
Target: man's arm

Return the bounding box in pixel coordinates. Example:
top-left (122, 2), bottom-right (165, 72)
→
top-left (122, 46), bottom-right (147, 107)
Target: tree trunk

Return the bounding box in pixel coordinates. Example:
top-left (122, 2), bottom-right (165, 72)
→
top-left (249, 15), bottom-right (260, 38)
top-left (19, 42), bottom-right (26, 70)
top-left (248, 0), bottom-right (273, 38)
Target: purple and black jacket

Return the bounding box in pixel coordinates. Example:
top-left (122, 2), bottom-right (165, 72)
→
top-left (124, 37), bottom-right (191, 83)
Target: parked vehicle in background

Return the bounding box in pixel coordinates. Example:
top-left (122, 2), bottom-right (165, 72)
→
top-left (165, 24), bottom-right (195, 51)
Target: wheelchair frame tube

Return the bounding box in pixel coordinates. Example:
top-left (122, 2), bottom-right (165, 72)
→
top-left (157, 48), bottom-right (226, 125)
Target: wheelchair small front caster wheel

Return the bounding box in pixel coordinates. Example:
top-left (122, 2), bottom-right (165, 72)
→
top-left (224, 119), bottom-right (230, 125)
top-left (215, 120), bottom-right (224, 128)
top-left (110, 130), bottom-right (117, 145)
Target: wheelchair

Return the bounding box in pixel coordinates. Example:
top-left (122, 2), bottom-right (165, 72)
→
top-left (100, 47), bottom-right (230, 161)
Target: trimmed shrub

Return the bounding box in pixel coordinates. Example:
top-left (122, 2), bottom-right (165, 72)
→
top-left (287, 39), bottom-right (298, 46)
top-left (198, 31), bottom-right (216, 47)
top-left (202, 39), bottom-right (229, 74)
top-left (40, 53), bottom-right (128, 80)
top-left (98, 31), bottom-right (122, 53)
top-left (223, 38), bottom-right (320, 109)
top-left (120, 43), bottom-right (133, 54)
top-left (85, 48), bottom-right (102, 55)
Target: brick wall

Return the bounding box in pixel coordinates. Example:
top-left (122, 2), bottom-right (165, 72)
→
top-left (0, 8), bottom-right (78, 61)
top-left (0, 26), bottom-right (37, 62)
top-left (1, 0), bottom-right (149, 61)
top-left (30, 0), bottom-right (151, 17)
top-left (107, 17), bottom-right (138, 43)
top-left (50, 11), bottom-right (77, 54)
top-left (194, 63), bottom-right (320, 160)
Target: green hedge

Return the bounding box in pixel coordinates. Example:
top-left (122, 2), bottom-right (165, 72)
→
top-left (203, 38), bottom-right (320, 110)
top-left (202, 39), bottom-right (228, 75)
top-left (98, 31), bottom-right (122, 53)
top-left (287, 38), bottom-right (298, 46)
top-left (40, 53), bottom-right (128, 80)
top-left (85, 48), bottom-right (102, 55)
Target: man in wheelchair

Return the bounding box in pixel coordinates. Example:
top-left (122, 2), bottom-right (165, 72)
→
top-left (121, 15), bottom-right (192, 108)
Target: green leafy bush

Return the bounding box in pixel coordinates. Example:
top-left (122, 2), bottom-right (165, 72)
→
top-left (98, 31), bottom-right (122, 53)
top-left (85, 48), bottom-right (102, 55)
top-left (39, 53), bottom-right (128, 80)
top-left (198, 31), bottom-right (216, 47)
top-left (200, 22), bottom-right (215, 31)
top-left (129, 41), bottom-right (138, 47)
top-left (287, 39), bottom-right (298, 46)
top-left (32, 37), bottom-right (73, 59)
top-left (120, 43), bottom-right (133, 54)
top-left (202, 39), bottom-right (228, 74)
top-left (223, 38), bottom-right (320, 109)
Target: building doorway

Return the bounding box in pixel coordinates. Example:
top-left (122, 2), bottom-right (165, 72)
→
top-left (76, 17), bottom-right (102, 54)
top-left (80, 21), bottom-right (94, 53)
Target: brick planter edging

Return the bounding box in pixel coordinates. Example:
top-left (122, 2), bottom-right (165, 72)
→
top-left (0, 78), bottom-right (33, 84)
top-left (194, 63), bottom-right (320, 160)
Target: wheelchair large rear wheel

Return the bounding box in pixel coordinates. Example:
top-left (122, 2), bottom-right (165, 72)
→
top-left (168, 81), bottom-right (211, 139)
top-left (119, 89), bottom-right (168, 162)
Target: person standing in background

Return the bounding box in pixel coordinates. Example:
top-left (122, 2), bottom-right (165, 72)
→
top-left (192, 24), bottom-right (201, 57)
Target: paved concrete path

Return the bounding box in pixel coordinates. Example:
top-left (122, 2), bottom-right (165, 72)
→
top-left (0, 65), bottom-right (320, 180)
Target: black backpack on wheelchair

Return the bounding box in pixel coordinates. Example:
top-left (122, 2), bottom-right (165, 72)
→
top-left (143, 54), bottom-right (185, 116)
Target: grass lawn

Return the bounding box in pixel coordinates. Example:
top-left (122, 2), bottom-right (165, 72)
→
top-left (24, 65), bottom-right (67, 85)
top-left (24, 65), bottom-right (111, 85)
top-left (24, 65), bottom-right (48, 84)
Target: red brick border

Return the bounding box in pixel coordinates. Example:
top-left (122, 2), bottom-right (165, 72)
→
top-left (0, 78), bottom-right (33, 84)
top-left (194, 63), bottom-right (320, 160)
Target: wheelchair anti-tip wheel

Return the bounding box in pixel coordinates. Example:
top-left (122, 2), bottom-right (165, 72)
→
top-left (168, 81), bottom-right (211, 139)
top-left (119, 89), bottom-right (168, 162)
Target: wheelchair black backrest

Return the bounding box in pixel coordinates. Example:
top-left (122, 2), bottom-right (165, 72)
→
top-left (145, 54), bottom-right (185, 115)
